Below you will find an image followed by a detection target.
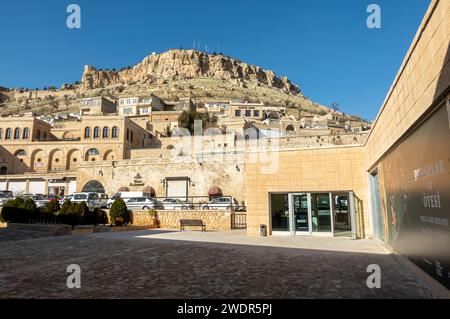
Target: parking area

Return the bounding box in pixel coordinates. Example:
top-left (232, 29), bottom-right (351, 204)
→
top-left (0, 229), bottom-right (438, 299)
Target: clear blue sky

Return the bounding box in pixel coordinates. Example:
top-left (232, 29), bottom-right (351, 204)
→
top-left (0, 0), bottom-right (431, 120)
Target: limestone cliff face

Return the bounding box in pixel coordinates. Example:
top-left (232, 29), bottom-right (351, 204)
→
top-left (81, 50), bottom-right (301, 95)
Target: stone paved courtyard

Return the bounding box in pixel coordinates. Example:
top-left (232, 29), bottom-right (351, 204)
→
top-left (0, 229), bottom-right (438, 299)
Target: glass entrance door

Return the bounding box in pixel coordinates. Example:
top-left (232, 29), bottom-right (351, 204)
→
top-left (290, 194), bottom-right (311, 234)
top-left (270, 192), bottom-right (337, 235)
top-left (310, 193), bottom-right (333, 233)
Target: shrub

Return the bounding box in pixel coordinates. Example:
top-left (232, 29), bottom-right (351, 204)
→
top-left (109, 199), bottom-right (130, 226)
top-left (93, 208), bottom-right (109, 225)
top-left (1, 197), bottom-right (38, 223)
top-left (42, 200), bottom-right (60, 214)
top-left (57, 200), bottom-right (83, 227)
top-left (78, 202), bottom-right (95, 225)
top-left (41, 200), bottom-right (60, 222)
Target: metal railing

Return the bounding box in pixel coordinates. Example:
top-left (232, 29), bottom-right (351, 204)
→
top-left (142, 195), bottom-right (247, 212)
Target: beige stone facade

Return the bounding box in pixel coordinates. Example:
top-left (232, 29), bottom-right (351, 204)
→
top-left (0, 1), bottom-right (447, 262)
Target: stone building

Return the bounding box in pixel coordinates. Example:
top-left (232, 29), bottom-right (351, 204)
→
top-left (79, 97), bottom-right (116, 115)
top-left (0, 0), bottom-right (447, 291)
top-left (246, 0), bottom-right (450, 290)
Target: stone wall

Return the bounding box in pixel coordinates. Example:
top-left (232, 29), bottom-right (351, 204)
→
top-left (158, 210), bottom-right (232, 231)
top-left (76, 157), bottom-right (246, 203)
top-left (131, 210), bottom-right (233, 231)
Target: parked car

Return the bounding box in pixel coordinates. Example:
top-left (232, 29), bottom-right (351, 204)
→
top-left (161, 198), bottom-right (194, 210)
top-left (97, 193), bottom-right (109, 208)
top-left (125, 197), bottom-right (164, 211)
top-left (201, 197), bottom-right (239, 210)
top-left (107, 192), bottom-right (151, 208)
top-left (71, 192), bottom-right (101, 211)
top-left (45, 194), bottom-right (62, 201)
top-left (0, 191), bottom-right (13, 198)
top-left (0, 193), bottom-right (10, 206)
top-left (59, 195), bottom-right (74, 205)
top-left (21, 194), bottom-right (50, 208)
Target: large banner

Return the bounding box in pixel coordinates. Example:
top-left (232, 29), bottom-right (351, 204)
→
top-left (378, 103), bottom-right (450, 289)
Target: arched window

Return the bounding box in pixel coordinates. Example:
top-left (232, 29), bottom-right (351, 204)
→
top-left (23, 128), bottom-right (29, 140)
top-left (112, 126), bottom-right (119, 139)
top-left (84, 127), bottom-right (91, 139)
top-left (93, 127), bottom-right (100, 139)
top-left (36, 129), bottom-right (41, 140)
top-left (102, 127), bottom-right (109, 138)
top-left (87, 148), bottom-right (100, 156)
top-left (14, 128), bottom-right (20, 140)
top-left (82, 180), bottom-right (105, 193)
top-left (5, 128), bottom-right (12, 140)
top-left (286, 124), bottom-right (295, 133)
top-left (15, 150), bottom-right (27, 157)
top-left (0, 166), bottom-right (7, 175)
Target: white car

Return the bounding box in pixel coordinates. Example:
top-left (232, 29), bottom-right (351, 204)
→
top-left (125, 197), bottom-right (164, 211)
top-left (59, 195), bottom-right (74, 205)
top-left (21, 194), bottom-right (50, 208)
top-left (201, 197), bottom-right (239, 210)
top-left (107, 192), bottom-right (151, 208)
top-left (161, 198), bottom-right (194, 210)
top-left (0, 194), bottom-right (11, 206)
top-left (71, 193), bottom-right (101, 210)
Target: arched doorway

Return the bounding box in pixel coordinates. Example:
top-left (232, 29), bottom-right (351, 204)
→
top-left (286, 124), bottom-right (296, 134)
top-left (82, 180), bottom-right (105, 193)
top-left (0, 166), bottom-right (7, 175)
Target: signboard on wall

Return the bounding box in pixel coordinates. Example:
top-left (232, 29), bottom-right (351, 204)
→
top-left (377, 104), bottom-right (450, 289)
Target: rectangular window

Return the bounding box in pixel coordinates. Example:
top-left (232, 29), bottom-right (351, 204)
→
top-left (139, 108), bottom-right (149, 115)
top-left (235, 110), bottom-right (241, 117)
top-left (123, 108), bottom-right (133, 115)
top-left (245, 110), bottom-right (252, 117)
top-left (253, 110), bottom-right (260, 118)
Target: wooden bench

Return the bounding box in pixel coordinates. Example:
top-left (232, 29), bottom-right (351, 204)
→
top-left (180, 219), bottom-right (206, 232)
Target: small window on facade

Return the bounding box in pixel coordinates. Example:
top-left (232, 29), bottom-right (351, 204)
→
top-left (235, 110), bottom-right (241, 117)
top-left (14, 128), bottom-right (20, 140)
top-left (84, 127), bottom-right (91, 138)
top-left (112, 126), bottom-right (119, 138)
top-left (93, 127), bottom-right (100, 139)
top-left (23, 128), bottom-right (29, 140)
top-left (0, 128), bottom-right (3, 139)
top-left (245, 110), bottom-right (252, 117)
top-left (103, 127), bottom-right (109, 138)
top-left (253, 110), bottom-right (260, 118)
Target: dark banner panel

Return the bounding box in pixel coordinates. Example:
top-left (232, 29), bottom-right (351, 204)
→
top-left (378, 103), bottom-right (450, 289)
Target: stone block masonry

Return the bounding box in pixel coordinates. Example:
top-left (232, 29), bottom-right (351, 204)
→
top-left (131, 210), bottom-right (233, 231)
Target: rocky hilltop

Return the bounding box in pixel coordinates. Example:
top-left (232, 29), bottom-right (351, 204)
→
top-left (82, 50), bottom-right (301, 95)
top-left (0, 49), bottom-right (360, 120)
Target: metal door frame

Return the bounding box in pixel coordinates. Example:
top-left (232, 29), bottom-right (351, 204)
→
top-left (289, 193), bottom-right (312, 235)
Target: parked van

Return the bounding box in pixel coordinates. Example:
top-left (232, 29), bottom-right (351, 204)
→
top-left (97, 193), bottom-right (109, 208)
top-left (107, 192), bottom-right (151, 208)
top-left (71, 192), bottom-right (101, 211)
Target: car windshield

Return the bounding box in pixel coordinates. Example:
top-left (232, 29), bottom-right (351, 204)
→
top-left (74, 194), bottom-right (87, 200)
top-left (33, 195), bottom-right (45, 200)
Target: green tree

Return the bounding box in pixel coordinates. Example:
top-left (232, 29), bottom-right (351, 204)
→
top-left (109, 199), bottom-right (130, 226)
top-left (177, 110), bottom-right (211, 134)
